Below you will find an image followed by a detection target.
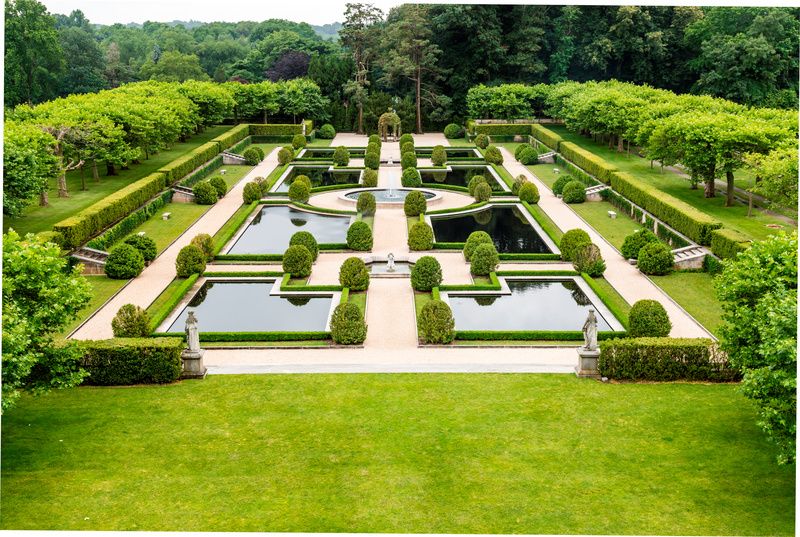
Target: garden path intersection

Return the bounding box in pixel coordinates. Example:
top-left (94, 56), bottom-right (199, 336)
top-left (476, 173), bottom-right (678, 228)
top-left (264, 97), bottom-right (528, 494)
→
top-left (71, 134), bottom-right (712, 374)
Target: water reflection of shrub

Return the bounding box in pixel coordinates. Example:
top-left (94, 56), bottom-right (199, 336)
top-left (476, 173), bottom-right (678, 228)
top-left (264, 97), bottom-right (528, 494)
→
top-left (290, 218), bottom-right (309, 227)
top-left (431, 171), bottom-right (447, 183)
top-left (189, 282), bottom-right (213, 307)
top-left (475, 296), bottom-right (498, 306)
top-left (473, 210), bottom-right (493, 226)
top-left (561, 281), bottom-right (593, 306)
top-left (287, 296), bottom-right (311, 307)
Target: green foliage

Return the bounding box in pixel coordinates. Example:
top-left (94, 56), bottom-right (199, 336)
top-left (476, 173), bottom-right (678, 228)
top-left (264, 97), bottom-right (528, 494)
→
top-left (277, 147), bottom-right (294, 166)
top-left (175, 244), bottom-right (206, 278)
top-left (158, 142), bottom-right (221, 184)
top-left (332, 146), bottom-right (350, 166)
top-left (338, 257), bottom-right (370, 291)
top-left (105, 243), bottom-right (145, 279)
top-left (404, 191), bottom-right (427, 216)
top-left (473, 182), bottom-right (492, 202)
top-left (401, 141), bottom-right (415, 154)
top-left (401, 167), bottom-right (422, 187)
top-left (362, 169), bottom-right (378, 187)
top-left (464, 231), bottom-right (493, 259)
top-left (629, 300), bottom-right (671, 337)
top-left (401, 152), bottom-right (417, 169)
top-left (290, 231), bottom-right (319, 261)
top-left (208, 176), bottom-right (228, 198)
top-left (637, 241), bottom-right (674, 275)
top-left (288, 180), bottom-right (310, 203)
top-left (598, 338), bottom-right (736, 382)
top-left (444, 123), bottom-right (463, 138)
top-left (552, 174), bottom-right (572, 196)
top-left (512, 174), bottom-right (528, 195)
top-left (2, 230), bottom-right (91, 410)
top-left (408, 221), bottom-right (434, 251)
top-left (318, 124), bottom-right (336, 139)
top-left (621, 229), bottom-right (658, 259)
top-left (242, 182), bottom-right (262, 204)
top-left (470, 243), bottom-right (499, 275)
top-left (431, 145), bottom-right (447, 166)
top-left (474, 124), bottom-right (534, 136)
top-left (467, 175), bottom-right (488, 197)
top-left (711, 228), bottom-right (751, 259)
top-left (243, 146), bottom-right (265, 165)
top-left (3, 122), bottom-right (59, 216)
top-left (573, 243), bottom-right (606, 277)
top-left (474, 134), bottom-right (489, 149)
top-left (347, 220), bottom-right (373, 251)
top-left (518, 182), bottom-right (540, 204)
top-left (282, 244), bottom-right (313, 278)
top-left (111, 304), bottom-right (151, 338)
top-left (291, 134), bottom-right (307, 149)
top-left (84, 191), bottom-right (171, 251)
top-left (483, 145), bottom-right (503, 165)
top-left (190, 233), bottom-right (215, 261)
top-left (418, 300), bottom-right (455, 344)
top-left (411, 256), bottom-right (442, 291)
top-left (399, 133), bottom-right (414, 146)
top-left (368, 134), bottom-right (382, 146)
top-left (210, 124), bottom-right (250, 151)
top-left (366, 142), bottom-right (381, 155)
top-left (79, 338), bottom-right (184, 385)
top-left (518, 145), bottom-right (540, 165)
top-left (715, 232), bottom-right (797, 463)
top-left (531, 124), bottom-right (563, 150)
top-left (559, 229), bottom-right (591, 262)
top-left (192, 181), bottom-right (218, 205)
top-left (364, 151), bottom-right (380, 170)
top-left (561, 180), bottom-right (586, 203)
top-left (356, 192), bottom-right (376, 216)
top-left (330, 302), bottom-right (367, 345)
top-left (559, 142), bottom-right (618, 184)
top-left (124, 234), bottom-right (157, 262)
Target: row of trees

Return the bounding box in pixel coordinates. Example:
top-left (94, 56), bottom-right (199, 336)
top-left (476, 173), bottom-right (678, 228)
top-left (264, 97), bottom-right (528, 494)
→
top-left (3, 79), bottom-right (326, 215)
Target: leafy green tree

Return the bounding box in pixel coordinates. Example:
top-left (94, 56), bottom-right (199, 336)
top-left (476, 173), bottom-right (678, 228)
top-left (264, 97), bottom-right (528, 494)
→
top-left (745, 146), bottom-right (799, 210)
top-left (340, 2), bottom-right (383, 133)
top-left (58, 26), bottom-right (107, 96)
top-left (3, 122), bottom-right (59, 215)
top-left (2, 230), bottom-right (92, 411)
top-left (139, 50), bottom-right (210, 82)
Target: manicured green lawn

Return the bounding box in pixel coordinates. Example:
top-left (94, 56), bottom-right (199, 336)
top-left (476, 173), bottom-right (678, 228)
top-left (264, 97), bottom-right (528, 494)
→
top-left (121, 202), bottom-right (207, 254)
top-left (547, 126), bottom-right (794, 241)
top-left (57, 276), bottom-right (129, 338)
top-left (571, 200), bottom-right (645, 251)
top-left (349, 291), bottom-right (367, 315)
top-left (5, 126), bottom-right (231, 236)
top-left (650, 271), bottom-right (726, 338)
top-left (528, 163), bottom-right (563, 190)
top-left (216, 163), bottom-right (255, 189)
top-left (1, 374), bottom-right (793, 534)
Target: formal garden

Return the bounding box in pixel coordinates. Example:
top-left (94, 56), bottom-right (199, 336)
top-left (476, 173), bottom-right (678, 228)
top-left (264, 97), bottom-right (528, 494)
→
top-left (2, 2), bottom-right (798, 534)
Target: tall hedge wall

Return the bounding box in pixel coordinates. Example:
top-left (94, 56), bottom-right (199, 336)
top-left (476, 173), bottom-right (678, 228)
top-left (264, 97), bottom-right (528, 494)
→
top-left (531, 124), bottom-right (563, 151)
top-left (210, 124), bottom-right (250, 151)
top-left (710, 228), bottom-right (752, 259)
top-left (558, 142), bottom-right (619, 184)
top-left (80, 337), bottom-right (184, 385)
top-left (157, 141), bottom-right (220, 185)
top-left (86, 190), bottom-right (173, 250)
top-left (249, 124), bottom-right (304, 136)
top-left (609, 172), bottom-right (722, 245)
top-left (54, 172), bottom-right (167, 248)
top-left (473, 123), bottom-right (536, 136)
top-left (598, 337), bottom-right (739, 381)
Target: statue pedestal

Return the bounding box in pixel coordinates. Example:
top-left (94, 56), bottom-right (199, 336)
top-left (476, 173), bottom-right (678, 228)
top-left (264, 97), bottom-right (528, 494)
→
top-left (181, 349), bottom-right (207, 379)
top-left (575, 348), bottom-right (600, 378)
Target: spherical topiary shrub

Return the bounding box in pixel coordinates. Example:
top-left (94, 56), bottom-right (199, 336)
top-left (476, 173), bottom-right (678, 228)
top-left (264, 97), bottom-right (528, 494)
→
top-left (473, 181), bottom-right (492, 202)
top-left (470, 243), bottom-right (499, 275)
top-left (401, 141), bottom-right (415, 155)
top-left (573, 243), bottom-right (606, 277)
top-left (243, 147), bottom-right (262, 165)
top-left (444, 123), bottom-right (463, 139)
top-left (193, 181), bottom-right (218, 205)
top-left (242, 181), bottom-right (262, 203)
top-left (368, 134), bottom-right (381, 146)
top-left (484, 145), bottom-right (503, 165)
top-left (408, 221), bottom-right (434, 251)
top-left (105, 243), bottom-right (145, 279)
top-left (467, 175), bottom-right (488, 197)
top-left (404, 190), bottom-right (427, 216)
top-left (362, 169), bottom-right (378, 187)
top-left (559, 228), bottom-right (592, 262)
top-left (318, 123), bottom-right (336, 139)
top-left (552, 174), bottom-right (572, 196)
top-left (464, 230), bottom-right (493, 259)
top-left (518, 182), bottom-right (540, 204)
top-left (332, 146), bottom-right (350, 167)
top-left (400, 151), bottom-right (417, 169)
top-left (512, 174), bottom-right (528, 195)
top-left (562, 180), bottom-right (586, 204)
top-left (628, 299), bottom-right (672, 337)
top-left (293, 174), bottom-right (311, 189)
top-left (514, 144), bottom-right (530, 160)
top-left (253, 146), bottom-right (266, 161)
top-left (124, 234), bottom-right (157, 263)
top-left (338, 257), bottom-right (370, 291)
top-left (209, 175), bottom-right (228, 198)
top-left (419, 300), bottom-right (455, 344)
top-left (292, 134), bottom-right (307, 149)
top-left (621, 229), bottom-right (659, 260)
top-left (399, 133), bottom-right (413, 146)
top-left (289, 231), bottom-right (319, 261)
top-left (175, 244), bottom-right (206, 278)
top-left (330, 302), bottom-right (367, 345)
top-left (288, 180), bottom-right (310, 203)
top-left (190, 233), bottom-right (215, 261)
top-left (366, 141), bottom-right (380, 155)
top-left (111, 303), bottom-right (151, 337)
top-left (357, 192), bottom-right (377, 216)
top-left (410, 255), bottom-right (442, 291)
top-left (347, 221), bottom-right (373, 251)
top-left (431, 145), bottom-right (447, 166)
top-left (518, 146), bottom-right (540, 165)
top-left (364, 151), bottom-right (380, 170)
top-left (401, 167), bottom-right (422, 187)
top-left (637, 241), bottom-right (674, 275)
top-left (474, 133), bottom-right (489, 149)
top-left (277, 146), bottom-right (293, 166)
top-left (282, 244), bottom-right (313, 278)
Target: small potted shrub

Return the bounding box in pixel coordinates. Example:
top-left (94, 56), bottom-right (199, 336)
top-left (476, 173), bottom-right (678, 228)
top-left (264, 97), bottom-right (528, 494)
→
top-left (410, 256), bottom-right (442, 291)
top-left (175, 244), bottom-right (206, 278)
top-left (408, 221), bottom-right (434, 251)
top-left (289, 231), bottom-right (319, 261)
top-left (470, 243), bottom-right (499, 275)
top-left (282, 244), bottom-right (313, 278)
top-left (404, 191), bottom-right (427, 216)
top-left (559, 228), bottom-right (592, 262)
top-left (628, 299), bottom-right (672, 337)
top-left (347, 221), bottom-right (373, 251)
top-left (339, 257), bottom-right (370, 290)
top-left (418, 300), bottom-right (455, 344)
top-left (105, 243), bottom-right (145, 279)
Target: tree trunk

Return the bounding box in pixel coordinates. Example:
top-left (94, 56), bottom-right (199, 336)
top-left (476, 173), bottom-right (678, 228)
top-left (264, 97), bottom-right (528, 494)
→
top-left (725, 170), bottom-right (735, 207)
top-left (92, 160), bottom-right (100, 182)
top-left (57, 173), bottom-right (69, 198)
top-left (704, 177), bottom-right (716, 198)
top-left (617, 135), bottom-right (624, 152)
top-left (415, 69), bottom-right (422, 134)
top-left (39, 189), bottom-right (49, 207)
top-left (107, 162), bottom-right (117, 176)
top-left (748, 192), bottom-right (753, 217)
top-left (357, 103), bottom-right (364, 135)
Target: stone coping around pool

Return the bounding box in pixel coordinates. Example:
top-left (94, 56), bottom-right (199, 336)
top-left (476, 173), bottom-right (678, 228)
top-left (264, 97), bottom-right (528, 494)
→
top-left (337, 187), bottom-right (444, 207)
top-left (416, 163), bottom-right (510, 193)
top-left (438, 274), bottom-right (626, 333)
top-left (220, 202), bottom-right (356, 255)
top-left (424, 202), bottom-right (562, 256)
top-left (270, 163), bottom-right (365, 193)
top-left (156, 276), bottom-right (342, 335)
top-left (414, 146), bottom-right (483, 158)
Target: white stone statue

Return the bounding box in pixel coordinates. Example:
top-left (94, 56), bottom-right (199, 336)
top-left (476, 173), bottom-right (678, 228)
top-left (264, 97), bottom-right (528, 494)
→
top-left (582, 309), bottom-right (598, 351)
top-left (185, 310), bottom-right (200, 353)
top-left (387, 253), bottom-right (396, 272)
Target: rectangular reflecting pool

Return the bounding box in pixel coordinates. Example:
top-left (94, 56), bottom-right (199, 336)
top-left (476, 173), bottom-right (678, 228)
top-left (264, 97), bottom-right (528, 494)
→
top-left (415, 148), bottom-right (481, 159)
top-left (448, 279), bottom-right (613, 332)
top-left (419, 166), bottom-right (502, 190)
top-left (228, 205), bottom-right (351, 254)
top-left (431, 205), bottom-right (553, 253)
top-left (166, 281), bottom-right (333, 333)
top-left (276, 166), bottom-right (362, 192)
top-left (299, 148), bottom-right (367, 159)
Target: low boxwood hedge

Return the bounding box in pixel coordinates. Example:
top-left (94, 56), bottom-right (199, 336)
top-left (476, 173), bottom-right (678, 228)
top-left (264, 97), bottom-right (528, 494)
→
top-left (455, 330), bottom-right (622, 341)
top-left (558, 142), bottom-right (618, 185)
top-left (80, 337), bottom-right (184, 385)
top-left (710, 228), bottom-right (752, 259)
top-left (531, 124), bottom-right (563, 151)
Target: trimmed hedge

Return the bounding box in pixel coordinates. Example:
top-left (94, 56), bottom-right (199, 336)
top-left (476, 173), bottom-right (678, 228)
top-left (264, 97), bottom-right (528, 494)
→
top-left (598, 337), bottom-right (737, 381)
top-left (473, 123), bottom-right (534, 136)
top-left (330, 302), bottom-right (367, 345)
top-left (333, 146), bottom-right (350, 166)
top-left (347, 221), bottom-right (373, 251)
top-left (629, 299), bottom-right (671, 337)
top-left (80, 337), bottom-right (184, 385)
top-left (210, 124), bottom-right (250, 151)
top-left (146, 274), bottom-right (199, 331)
top-left (418, 299), bottom-right (455, 344)
top-left (181, 331), bottom-right (330, 342)
top-left (282, 244), bottom-right (313, 278)
top-left (404, 190), bottom-right (427, 216)
top-left (105, 243), bottom-right (144, 279)
top-left (455, 330), bottom-right (621, 341)
top-left (411, 255), bottom-right (442, 291)
top-left (290, 231), bottom-right (319, 261)
top-left (470, 243), bottom-right (499, 275)
top-left (158, 142), bottom-right (220, 185)
top-left (401, 167), bottom-right (422, 187)
top-left (356, 192), bottom-right (377, 216)
top-left (531, 124), bottom-right (563, 150)
top-left (559, 142), bottom-right (618, 184)
top-left (362, 169), bottom-right (378, 187)
top-left (710, 228), bottom-right (752, 259)
top-left (248, 124), bottom-right (304, 136)
top-left (86, 190), bottom-right (172, 251)
top-left (364, 151), bottom-right (380, 170)
top-left (401, 152), bottom-right (417, 169)
top-left (339, 257), bottom-right (370, 291)
top-left (408, 221), bottom-right (434, 251)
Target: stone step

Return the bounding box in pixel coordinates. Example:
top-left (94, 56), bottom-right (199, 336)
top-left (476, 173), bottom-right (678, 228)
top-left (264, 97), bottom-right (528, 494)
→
top-left (584, 184), bottom-right (610, 195)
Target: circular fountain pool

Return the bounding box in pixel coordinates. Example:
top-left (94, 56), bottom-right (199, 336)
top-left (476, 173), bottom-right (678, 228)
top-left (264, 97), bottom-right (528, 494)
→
top-left (344, 188), bottom-right (436, 203)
